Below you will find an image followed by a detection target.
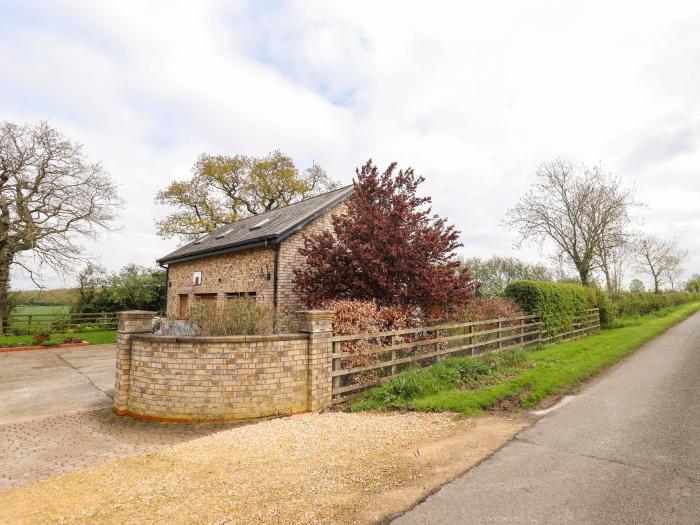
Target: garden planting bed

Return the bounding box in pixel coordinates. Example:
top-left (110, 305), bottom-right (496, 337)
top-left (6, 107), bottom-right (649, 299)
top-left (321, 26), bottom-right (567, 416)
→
top-left (0, 340), bottom-right (90, 353)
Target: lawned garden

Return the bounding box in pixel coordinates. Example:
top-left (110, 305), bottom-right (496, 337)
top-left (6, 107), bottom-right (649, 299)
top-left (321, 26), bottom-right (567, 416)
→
top-left (0, 330), bottom-right (116, 348)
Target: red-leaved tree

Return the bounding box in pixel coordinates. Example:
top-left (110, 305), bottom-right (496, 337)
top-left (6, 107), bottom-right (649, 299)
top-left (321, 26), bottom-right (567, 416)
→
top-left (293, 160), bottom-right (476, 311)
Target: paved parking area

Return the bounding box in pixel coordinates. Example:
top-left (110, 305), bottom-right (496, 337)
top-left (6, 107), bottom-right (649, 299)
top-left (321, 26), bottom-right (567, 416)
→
top-left (0, 344), bottom-right (116, 424)
top-left (0, 345), bottom-right (230, 490)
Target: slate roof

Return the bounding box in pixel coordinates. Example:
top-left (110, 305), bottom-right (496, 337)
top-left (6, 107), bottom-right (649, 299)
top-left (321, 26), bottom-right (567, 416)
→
top-left (157, 185), bottom-right (354, 264)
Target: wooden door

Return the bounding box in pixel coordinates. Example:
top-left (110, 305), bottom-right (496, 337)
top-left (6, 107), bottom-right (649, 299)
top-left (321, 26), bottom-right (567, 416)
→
top-left (178, 294), bottom-right (189, 320)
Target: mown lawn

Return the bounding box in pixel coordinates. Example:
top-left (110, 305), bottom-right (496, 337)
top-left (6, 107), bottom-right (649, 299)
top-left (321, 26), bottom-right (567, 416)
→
top-left (351, 301), bottom-right (700, 414)
top-left (0, 330), bottom-right (116, 347)
top-left (12, 305), bottom-right (71, 316)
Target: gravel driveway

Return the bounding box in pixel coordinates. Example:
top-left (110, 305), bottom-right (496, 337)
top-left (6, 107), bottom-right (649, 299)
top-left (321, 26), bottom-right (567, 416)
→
top-left (0, 412), bottom-right (528, 524)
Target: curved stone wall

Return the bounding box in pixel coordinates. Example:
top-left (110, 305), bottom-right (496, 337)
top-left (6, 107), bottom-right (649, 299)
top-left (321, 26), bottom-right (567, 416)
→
top-left (117, 333), bottom-right (311, 422)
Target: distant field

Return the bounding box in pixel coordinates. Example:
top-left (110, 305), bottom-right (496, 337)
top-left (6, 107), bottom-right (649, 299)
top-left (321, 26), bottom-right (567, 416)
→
top-left (7, 305), bottom-right (72, 330)
top-left (14, 287), bottom-right (78, 306)
top-left (13, 305), bottom-right (70, 316)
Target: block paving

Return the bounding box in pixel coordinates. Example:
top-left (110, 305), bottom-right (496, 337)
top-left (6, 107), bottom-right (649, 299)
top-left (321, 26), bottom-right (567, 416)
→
top-left (0, 407), bottom-right (231, 490)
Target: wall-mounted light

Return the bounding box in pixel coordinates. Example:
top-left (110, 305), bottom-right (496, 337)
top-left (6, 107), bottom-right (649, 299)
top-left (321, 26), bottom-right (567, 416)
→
top-left (259, 264), bottom-right (271, 280)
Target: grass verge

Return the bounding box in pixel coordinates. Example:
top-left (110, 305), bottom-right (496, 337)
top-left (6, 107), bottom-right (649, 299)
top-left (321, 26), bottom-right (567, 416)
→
top-left (0, 330), bottom-right (116, 347)
top-left (351, 301), bottom-right (700, 414)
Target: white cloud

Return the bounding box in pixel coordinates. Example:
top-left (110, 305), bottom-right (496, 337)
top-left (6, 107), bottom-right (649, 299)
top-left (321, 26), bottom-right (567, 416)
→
top-left (2, 0), bottom-right (700, 290)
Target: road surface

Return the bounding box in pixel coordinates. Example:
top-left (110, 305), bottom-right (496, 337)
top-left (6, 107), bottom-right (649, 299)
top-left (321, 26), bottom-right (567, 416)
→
top-left (394, 310), bottom-right (700, 524)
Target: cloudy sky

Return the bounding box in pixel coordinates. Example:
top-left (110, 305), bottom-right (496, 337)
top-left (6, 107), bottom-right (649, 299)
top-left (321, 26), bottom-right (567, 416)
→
top-left (2, 0), bottom-right (699, 290)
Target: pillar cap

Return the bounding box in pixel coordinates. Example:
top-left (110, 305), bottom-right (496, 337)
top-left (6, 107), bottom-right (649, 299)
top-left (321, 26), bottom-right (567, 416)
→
top-left (295, 310), bottom-right (335, 318)
top-left (118, 310), bottom-right (157, 318)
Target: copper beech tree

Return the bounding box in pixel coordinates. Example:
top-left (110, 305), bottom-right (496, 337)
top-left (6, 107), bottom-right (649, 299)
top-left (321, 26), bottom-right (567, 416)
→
top-left (293, 160), bottom-right (476, 312)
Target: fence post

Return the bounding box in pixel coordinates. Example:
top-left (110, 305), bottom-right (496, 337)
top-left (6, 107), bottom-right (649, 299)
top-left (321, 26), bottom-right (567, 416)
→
top-left (390, 334), bottom-right (398, 377)
top-left (113, 310), bottom-right (155, 415)
top-left (520, 317), bottom-right (524, 346)
top-left (27, 315), bottom-right (33, 330)
top-left (332, 340), bottom-right (341, 398)
top-left (297, 310), bottom-right (335, 411)
top-left (469, 324), bottom-right (475, 356)
top-left (497, 320), bottom-right (502, 350)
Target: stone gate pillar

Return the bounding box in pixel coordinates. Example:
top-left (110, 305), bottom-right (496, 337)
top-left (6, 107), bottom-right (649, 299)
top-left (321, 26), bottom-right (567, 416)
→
top-left (114, 310), bottom-right (156, 414)
top-left (297, 310), bottom-right (335, 411)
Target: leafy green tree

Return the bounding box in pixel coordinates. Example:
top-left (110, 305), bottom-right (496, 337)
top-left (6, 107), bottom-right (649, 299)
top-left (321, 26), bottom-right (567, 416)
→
top-left (155, 151), bottom-right (339, 242)
top-left (629, 278), bottom-right (645, 293)
top-left (72, 262), bottom-right (108, 313)
top-left (462, 256), bottom-right (552, 297)
top-left (73, 264), bottom-right (165, 313)
top-left (686, 274), bottom-right (700, 293)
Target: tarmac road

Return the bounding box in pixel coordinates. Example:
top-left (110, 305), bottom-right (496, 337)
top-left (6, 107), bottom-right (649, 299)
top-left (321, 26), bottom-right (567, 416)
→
top-left (394, 310), bottom-right (700, 524)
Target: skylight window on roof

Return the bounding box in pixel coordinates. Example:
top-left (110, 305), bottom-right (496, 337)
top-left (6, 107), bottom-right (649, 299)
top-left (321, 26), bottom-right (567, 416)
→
top-left (215, 228), bottom-right (234, 240)
top-left (249, 217), bottom-right (271, 231)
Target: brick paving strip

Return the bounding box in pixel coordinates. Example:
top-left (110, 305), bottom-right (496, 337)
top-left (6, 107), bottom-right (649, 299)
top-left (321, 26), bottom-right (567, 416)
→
top-left (0, 407), bottom-right (231, 490)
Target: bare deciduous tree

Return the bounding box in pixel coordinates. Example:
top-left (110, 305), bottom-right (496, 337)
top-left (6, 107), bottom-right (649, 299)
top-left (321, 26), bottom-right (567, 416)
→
top-left (597, 243), bottom-right (628, 293)
top-left (461, 255), bottom-right (552, 297)
top-left (0, 121), bottom-right (121, 333)
top-left (505, 159), bottom-right (637, 286)
top-left (632, 235), bottom-right (687, 293)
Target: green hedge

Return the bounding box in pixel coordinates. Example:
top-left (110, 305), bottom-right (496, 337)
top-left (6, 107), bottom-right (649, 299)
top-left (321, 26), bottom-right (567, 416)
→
top-left (504, 280), bottom-right (591, 335)
top-left (611, 291), bottom-right (700, 317)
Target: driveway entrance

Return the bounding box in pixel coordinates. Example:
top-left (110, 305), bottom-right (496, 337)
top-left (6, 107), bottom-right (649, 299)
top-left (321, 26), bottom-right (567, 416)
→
top-left (0, 345), bottom-right (229, 490)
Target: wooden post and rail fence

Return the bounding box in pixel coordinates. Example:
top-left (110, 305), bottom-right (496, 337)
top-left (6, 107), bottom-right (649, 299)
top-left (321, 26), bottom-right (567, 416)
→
top-left (3, 311), bottom-right (121, 333)
top-left (329, 308), bottom-right (601, 404)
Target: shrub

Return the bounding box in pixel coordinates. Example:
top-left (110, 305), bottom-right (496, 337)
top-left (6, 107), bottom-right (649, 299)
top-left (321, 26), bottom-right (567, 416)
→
top-left (610, 291), bottom-right (700, 318)
top-left (504, 280), bottom-right (589, 335)
top-left (585, 286), bottom-right (615, 327)
top-left (686, 275), bottom-right (700, 293)
top-left (32, 330), bottom-right (51, 344)
top-left (322, 299), bottom-right (416, 385)
top-left (322, 299), bottom-right (415, 336)
top-left (448, 297), bottom-right (523, 323)
top-left (186, 297), bottom-right (294, 336)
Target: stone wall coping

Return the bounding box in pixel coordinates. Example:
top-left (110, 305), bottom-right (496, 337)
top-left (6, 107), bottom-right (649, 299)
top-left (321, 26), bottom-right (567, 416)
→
top-left (118, 310), bottom-right (157, 318)
top-left (296, 310), bottom-right (335, 317)
top-left (131, 333), bottom-right (309, 343)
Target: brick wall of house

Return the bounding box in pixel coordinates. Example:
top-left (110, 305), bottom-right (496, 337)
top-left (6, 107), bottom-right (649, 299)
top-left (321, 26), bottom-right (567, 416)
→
top-left (166, 247), bottom-right (275, 318)
top-left (165, 202), bottom-right (347, 317)
top-left (276, 202), bottom-right (347, 314)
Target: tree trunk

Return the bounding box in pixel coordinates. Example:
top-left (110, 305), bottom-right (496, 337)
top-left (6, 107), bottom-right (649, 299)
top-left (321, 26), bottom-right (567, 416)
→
top-left (0, 200), bottom-right (10, 336)
top-left (578, 266), bottom-right (590, 286)
top-left (602, 266), bottom-right (613, 292)
top-left (0, 258), bottom-right (9, 336)
top-left (653, 276), bottom-right (660, 294)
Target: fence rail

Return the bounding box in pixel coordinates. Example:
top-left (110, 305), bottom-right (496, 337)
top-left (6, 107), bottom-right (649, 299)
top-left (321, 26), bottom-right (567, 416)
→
top-left (330, 308), bottom-right (600, 403)
top-left (3, 311), bottom-right (120, 333)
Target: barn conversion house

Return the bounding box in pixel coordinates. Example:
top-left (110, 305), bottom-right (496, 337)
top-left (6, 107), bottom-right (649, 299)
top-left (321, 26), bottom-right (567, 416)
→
top-left (157, 185), bottom-right (354, 318)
